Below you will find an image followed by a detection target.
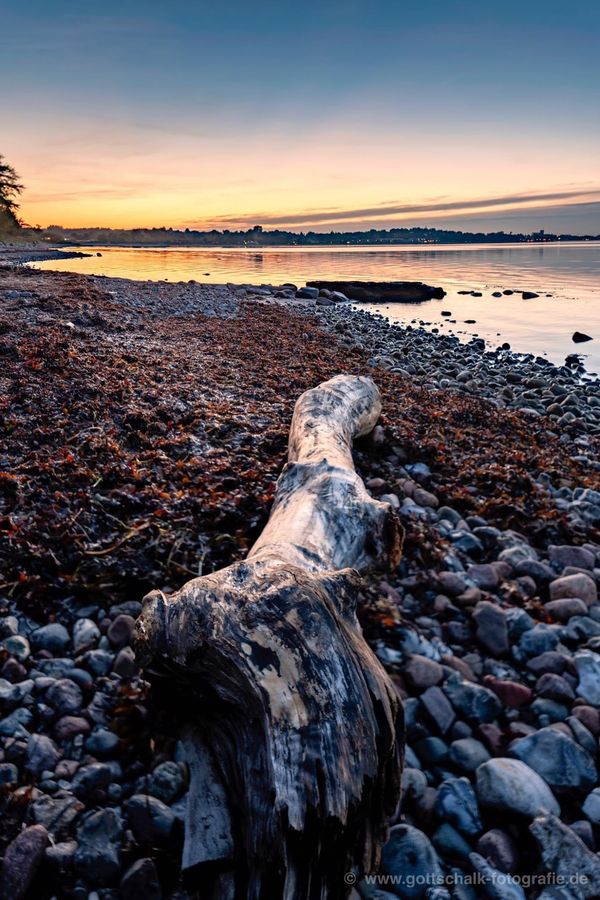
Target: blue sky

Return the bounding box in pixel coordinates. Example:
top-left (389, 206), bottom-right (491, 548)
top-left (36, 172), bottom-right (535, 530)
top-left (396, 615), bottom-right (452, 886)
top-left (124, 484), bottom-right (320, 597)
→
top-left (2, 0), bottom-right (599, 231)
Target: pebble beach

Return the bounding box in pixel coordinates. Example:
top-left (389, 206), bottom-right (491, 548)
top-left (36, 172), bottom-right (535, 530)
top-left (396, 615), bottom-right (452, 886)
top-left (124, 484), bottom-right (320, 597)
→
top-left (0, 247), bottom-right (599, 899)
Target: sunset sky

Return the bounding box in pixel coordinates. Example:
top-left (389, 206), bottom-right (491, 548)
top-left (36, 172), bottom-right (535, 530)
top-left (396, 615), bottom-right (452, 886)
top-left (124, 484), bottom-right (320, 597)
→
top-left (2, 0), bottom-right (599, 233)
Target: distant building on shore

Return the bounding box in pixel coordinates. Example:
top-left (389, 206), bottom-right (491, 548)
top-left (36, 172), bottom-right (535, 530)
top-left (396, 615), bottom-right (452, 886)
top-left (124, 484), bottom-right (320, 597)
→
top-left (531, 229), bottom-right (551, 242)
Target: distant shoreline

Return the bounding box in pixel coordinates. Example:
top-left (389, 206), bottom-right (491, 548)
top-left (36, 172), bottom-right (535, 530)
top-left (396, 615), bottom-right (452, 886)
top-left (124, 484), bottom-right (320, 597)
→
top-left (28, 220), bottom-right (600, 250)
top-left (9, 238), bottom-right (600, 256)
top-left (0, 244), bottom-right (92, 265)
top-left (49, 237), bottom-right (600, 250)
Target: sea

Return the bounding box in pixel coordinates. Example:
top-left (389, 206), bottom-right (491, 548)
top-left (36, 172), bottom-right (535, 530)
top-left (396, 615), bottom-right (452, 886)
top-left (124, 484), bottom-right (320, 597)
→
top-left (30, 241), bottom-right (600, 374)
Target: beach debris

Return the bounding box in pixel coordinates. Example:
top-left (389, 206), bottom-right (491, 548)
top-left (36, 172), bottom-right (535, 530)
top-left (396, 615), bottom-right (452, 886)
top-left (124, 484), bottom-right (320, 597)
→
top-left (136, 375), bottom-right (403, 896)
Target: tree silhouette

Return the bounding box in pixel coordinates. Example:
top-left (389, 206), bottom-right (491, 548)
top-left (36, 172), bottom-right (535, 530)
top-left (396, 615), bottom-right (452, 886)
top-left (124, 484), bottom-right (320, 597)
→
top-left (0, 155), bottom-right (23, 223)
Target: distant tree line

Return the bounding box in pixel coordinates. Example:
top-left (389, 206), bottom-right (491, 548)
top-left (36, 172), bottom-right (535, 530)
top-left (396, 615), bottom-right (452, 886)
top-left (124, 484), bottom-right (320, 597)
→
top-left (2, 151), bottom-right (599, 246)
top-left (45, 224), bottom-right (600, 248)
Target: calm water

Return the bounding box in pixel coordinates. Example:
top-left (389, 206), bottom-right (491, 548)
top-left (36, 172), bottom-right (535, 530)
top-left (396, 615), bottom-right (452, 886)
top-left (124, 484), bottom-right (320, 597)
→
top-left (31, 242), bottom-right (600, 372)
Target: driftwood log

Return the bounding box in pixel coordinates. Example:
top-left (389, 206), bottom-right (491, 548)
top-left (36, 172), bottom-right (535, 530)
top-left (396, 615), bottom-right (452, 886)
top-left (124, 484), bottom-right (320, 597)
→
top-left (135, 374), bottom-right (404, 899)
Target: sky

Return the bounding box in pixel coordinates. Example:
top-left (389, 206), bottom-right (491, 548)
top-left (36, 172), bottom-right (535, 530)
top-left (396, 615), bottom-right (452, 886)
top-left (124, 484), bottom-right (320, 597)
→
top-left (2, 0), bottom-right (600, 233)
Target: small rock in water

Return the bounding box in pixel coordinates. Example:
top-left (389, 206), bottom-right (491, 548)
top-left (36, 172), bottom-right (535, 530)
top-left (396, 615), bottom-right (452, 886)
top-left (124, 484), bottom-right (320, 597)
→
top-left (572, 331), bottom-right (593, 343)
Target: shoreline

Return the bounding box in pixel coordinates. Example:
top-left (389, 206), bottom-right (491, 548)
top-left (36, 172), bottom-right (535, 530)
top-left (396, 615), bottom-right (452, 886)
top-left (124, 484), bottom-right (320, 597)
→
top-left (0, 243), bottom-right (92, 265)
top-left (0, 258), bottom-right (599, 896)
top-left (6, 243), bottom-right (600, 380)
top-left (15, 242), bottom-right (600, 376)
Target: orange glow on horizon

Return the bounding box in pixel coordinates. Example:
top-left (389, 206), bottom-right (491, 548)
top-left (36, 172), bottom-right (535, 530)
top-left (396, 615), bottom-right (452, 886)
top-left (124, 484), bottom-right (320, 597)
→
top-left (6, 121), bottom-right (600, 232)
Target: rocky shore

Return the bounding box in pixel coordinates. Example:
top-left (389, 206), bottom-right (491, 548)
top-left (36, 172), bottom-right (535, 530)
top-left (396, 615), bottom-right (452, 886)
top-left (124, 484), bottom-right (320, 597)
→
top-left (0, 244), bottom-right (94, 264)
top-left (0, 258), bottom-right (598, 899)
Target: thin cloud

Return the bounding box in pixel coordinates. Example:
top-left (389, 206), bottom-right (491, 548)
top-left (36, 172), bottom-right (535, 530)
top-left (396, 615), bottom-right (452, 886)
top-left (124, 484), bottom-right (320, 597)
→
top-left (206, 187), bottom-right (600, 229)
top-left (24, 188), bottom-right (143, 203)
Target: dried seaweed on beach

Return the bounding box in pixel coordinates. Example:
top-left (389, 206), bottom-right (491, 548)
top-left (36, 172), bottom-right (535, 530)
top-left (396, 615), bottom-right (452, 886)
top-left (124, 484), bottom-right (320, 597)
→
top-left (0, 265), bottom-right (597, 620)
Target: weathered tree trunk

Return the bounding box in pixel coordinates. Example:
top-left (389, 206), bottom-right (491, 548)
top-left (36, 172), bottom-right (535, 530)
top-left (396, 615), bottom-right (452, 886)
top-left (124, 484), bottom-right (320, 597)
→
top-left (135, 375), bottom-right (404, 899)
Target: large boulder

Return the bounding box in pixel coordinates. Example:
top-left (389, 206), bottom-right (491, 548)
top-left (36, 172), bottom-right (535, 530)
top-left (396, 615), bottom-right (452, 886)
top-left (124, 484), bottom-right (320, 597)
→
top-left (306, 280), bottom-right (446, 303)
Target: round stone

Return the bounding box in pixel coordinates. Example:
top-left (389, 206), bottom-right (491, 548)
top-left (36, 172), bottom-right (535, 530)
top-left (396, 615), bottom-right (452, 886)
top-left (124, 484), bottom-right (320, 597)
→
top-left (380, 824), bottom-right (444, 899)
top-left (476, 757), bottom-right (560, 817)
